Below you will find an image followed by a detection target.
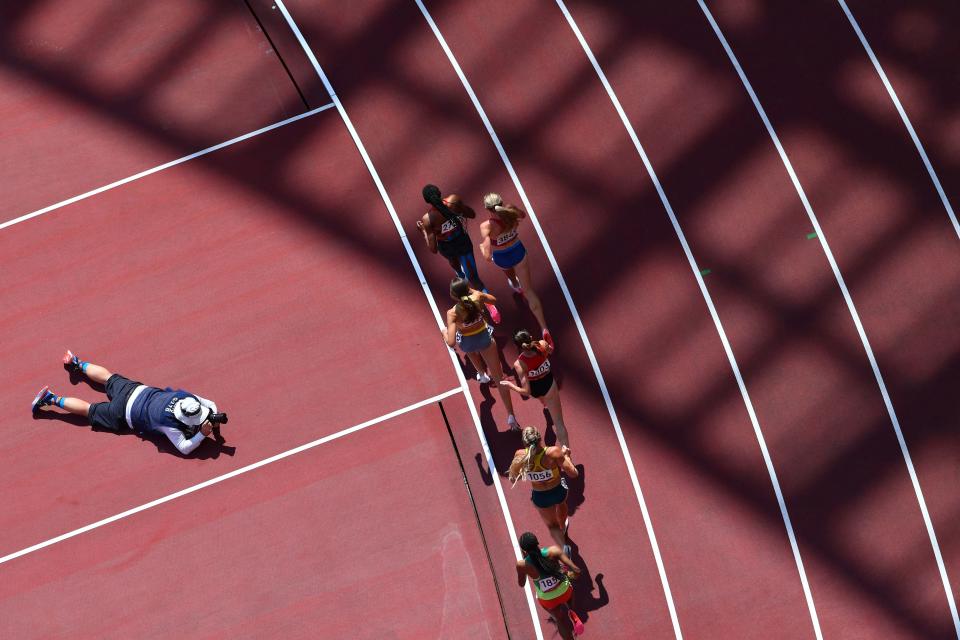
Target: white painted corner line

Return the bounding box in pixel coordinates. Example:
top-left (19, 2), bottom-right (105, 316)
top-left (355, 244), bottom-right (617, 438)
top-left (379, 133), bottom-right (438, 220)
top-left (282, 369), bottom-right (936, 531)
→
top-left (836, 0), bottom-right (959, 241)
top-left (555, 1), bottom-right (820, 637)
top-left (412, 0), bottom-right (681, 637)
top-left (271, 2), bottom-right (544, 637)
top-left (0, 387), bottom-right (460, 567)
top-left (0, 104), bottom-right (335, 232)
top-left (697, 1), bottom-right (960, 635)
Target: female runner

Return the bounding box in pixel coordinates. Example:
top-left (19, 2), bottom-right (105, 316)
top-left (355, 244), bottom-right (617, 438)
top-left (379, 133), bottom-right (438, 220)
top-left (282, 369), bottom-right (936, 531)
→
top-left (444, 278), bottom-right (519, 431)
top-left (479, 193), bottom-right (547, 334)
top-left (516, 531), bottom-right (585, 638)
top-left (418, 184), bottom-right (499, 323)
top-left (509, 426), bottom-right (578, 549)
top-left (500, 328), bottom-right (569, 448)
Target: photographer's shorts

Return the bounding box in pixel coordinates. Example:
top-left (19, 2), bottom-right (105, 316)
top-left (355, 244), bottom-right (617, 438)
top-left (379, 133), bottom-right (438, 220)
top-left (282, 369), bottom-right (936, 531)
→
top-left (87, 374), bottom-right (142, 432)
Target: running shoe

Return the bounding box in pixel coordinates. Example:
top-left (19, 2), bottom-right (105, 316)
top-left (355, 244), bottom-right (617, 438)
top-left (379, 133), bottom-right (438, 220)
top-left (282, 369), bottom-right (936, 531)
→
top-left (507, 414), bottom-right (520, 431)
top-left (31, 385), bottom-right (55, 413)
top-left (62, 350), bottom-right (81, 373)
top-left (568, 610), bottom-right (585, 636)
top-left (476, 371), bottom-right (492, 384)
top-left (507, 277), bottom-right (523, 294)
top-left (485, 303), bottom-right (501, 325)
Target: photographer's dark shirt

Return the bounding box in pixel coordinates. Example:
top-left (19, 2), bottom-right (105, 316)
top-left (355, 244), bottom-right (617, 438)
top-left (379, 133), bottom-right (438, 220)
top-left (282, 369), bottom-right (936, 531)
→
top-left (127, 386), bottom-right (209, 454)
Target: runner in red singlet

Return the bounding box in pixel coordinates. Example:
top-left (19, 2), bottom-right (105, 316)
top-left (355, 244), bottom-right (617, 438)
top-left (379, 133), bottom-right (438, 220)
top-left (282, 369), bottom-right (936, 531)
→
top-left (500, 328), bottom-right (569, 447)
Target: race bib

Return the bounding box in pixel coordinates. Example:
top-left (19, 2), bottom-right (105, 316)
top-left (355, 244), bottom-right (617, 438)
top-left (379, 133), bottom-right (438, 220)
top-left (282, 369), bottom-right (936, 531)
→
top-left (526, 469), bottom-right (553, 482)
top-left (537, 576), bottom-right (560, 591)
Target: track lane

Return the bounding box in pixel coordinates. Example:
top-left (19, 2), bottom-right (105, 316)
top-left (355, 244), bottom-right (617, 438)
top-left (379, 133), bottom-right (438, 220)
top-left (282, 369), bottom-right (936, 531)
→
top-left (0, 404), bottom-right (508, 639)
top-left (0, 110), bottom-right (458, 558)
top-left (841, 0), bottom-right (959, 235)
top-left (0, 0), bottom-right (305, 217)
top-left (696, 2), bottom-right (960, 637)
top-left (275, 0), bottom-right (690, 636)
top-left (420, 1), bottom-right (830, 637)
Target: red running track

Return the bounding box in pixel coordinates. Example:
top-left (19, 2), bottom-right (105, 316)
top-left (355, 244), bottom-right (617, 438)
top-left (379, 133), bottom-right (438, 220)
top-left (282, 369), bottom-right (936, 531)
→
top-left (0, 401), bottom-right (508, 638)
top-left (2, 0), bottom-right (959, 638)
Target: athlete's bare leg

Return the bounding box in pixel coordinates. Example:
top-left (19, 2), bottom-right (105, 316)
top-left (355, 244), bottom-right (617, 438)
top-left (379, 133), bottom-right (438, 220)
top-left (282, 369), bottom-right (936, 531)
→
top-left (481, 340), bottom-right (516, 427)
top-left (543, 383), bottom-right (568, 448)
top-left (513, 257), bottom-right (547, 330)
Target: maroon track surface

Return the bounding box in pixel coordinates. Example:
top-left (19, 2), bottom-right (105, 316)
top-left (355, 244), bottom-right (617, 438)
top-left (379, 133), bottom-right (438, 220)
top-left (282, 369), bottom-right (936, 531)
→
top-left (2, 1), bottom-right (958, 639)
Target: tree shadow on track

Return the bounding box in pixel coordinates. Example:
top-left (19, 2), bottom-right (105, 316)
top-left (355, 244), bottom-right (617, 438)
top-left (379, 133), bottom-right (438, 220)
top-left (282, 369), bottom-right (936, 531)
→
top-left (3, 1), bottom-right (959, 637)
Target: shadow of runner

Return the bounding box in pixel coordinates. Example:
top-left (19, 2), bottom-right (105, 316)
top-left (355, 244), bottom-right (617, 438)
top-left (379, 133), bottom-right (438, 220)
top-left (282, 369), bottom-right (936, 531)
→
top-left (566, 536), bottom-right (609, 624)
top-left (565, 463), bottom-right (585, 517)
top-left (478, 383), bottom-right (523, 473)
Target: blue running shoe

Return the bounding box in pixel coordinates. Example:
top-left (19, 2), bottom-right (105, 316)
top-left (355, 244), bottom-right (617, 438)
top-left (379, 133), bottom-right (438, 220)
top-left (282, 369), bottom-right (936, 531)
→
top-left (31, 385), bottom-right (56, 413)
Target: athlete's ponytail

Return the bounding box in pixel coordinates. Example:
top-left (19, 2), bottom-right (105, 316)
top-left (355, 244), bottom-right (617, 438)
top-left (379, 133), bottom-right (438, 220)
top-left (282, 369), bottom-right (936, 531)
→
top-left (518, 532), bottom-right (564, 580)
top-left (521, 426), bottom-right (541, 475)
top-left (423, 184), bottom-right (463, 230)
top-left (513, 328), bottom-right (540, 353)
top-left (450, 278), bottom-right (480, 322)
top-left (484, 192), bottom-right (520, 227)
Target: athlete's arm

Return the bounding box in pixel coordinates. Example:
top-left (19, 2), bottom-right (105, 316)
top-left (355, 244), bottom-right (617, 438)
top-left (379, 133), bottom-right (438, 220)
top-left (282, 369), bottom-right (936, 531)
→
top-left (547, 546), bottom-right (582, 577)
top-left (497, 204), bottom-right (526, 220)
top-left (516, 560), bottom-right (530, 587)
top-left (418, 213), bottom-right (437, 253)
top-left (474, 290), bottom-right (498, 305)
top-left (478, 221), bottom-right (493, 261)
top-left (443, 309), bottom-right (459, 348)
top-left (500, 361), bottom-right (530, 396)
top-left (446, 194), bottom-right (476, 219)
top-left (557, 447), bottom-right (580, 478)
top-left (551, 446), bottom-right (578, 478)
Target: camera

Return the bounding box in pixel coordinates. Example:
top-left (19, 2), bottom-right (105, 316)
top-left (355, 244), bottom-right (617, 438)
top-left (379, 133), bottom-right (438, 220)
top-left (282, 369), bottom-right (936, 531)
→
top-left (209, 412), bottom-right (229, 425)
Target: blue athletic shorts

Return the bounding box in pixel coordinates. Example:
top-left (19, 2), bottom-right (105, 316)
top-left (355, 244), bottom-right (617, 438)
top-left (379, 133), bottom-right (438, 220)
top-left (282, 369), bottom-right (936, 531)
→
top-left (456, 325), bottom-right (494, 353)
top-left (492, 241), bottom-right (527, 269)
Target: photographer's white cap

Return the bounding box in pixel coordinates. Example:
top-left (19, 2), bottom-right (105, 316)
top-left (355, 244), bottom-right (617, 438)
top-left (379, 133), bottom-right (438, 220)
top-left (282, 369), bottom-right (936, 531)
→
top-left (174, 397), bottom-right (210, 427)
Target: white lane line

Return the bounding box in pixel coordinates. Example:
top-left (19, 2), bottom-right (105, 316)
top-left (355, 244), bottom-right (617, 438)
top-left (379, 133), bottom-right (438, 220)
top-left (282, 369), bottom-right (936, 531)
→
top-left (555, 1), bottom-right (821, 637)
top-left (0, 104), bottom-right (335, 232)
top-left (271, 2), bottom-right (544, 637)
top-left (836, 0), bottom-right (959, 241)
top-left (0, 388), bottom-right (461, 567)
top-left (697, 1), bottom-right (960, 636)
top-left (412, 1), bottom-right (682, 636)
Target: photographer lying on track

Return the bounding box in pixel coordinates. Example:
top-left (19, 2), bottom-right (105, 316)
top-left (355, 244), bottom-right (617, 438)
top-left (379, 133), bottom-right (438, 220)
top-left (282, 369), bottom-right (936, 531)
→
top-left (31, 350), bottom-right (227, 456)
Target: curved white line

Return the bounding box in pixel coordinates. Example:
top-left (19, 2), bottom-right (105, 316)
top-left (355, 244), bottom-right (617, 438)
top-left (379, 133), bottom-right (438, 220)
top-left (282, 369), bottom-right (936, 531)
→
top-left (272, 2), bottom-right (545, 637)
top-left (413, 0), bottom-right (682, 637)
top-left (697, 1), bottom-right (960, 635)
top-left (554, 1), bottom-right (822, 637)
top-left (836, 0), bottom-right (959, 241)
